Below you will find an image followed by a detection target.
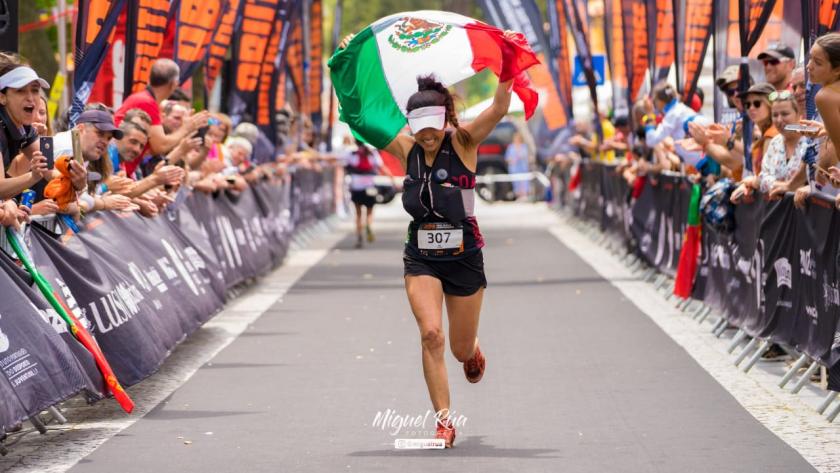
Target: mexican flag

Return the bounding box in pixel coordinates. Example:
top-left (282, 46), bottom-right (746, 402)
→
top-left (674, 183), bottom-right (702, 298)
top-left (328, 11), bottom-right (540, 149)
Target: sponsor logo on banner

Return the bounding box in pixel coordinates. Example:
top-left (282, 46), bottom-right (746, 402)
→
top-left (711, 244), bottom-right (731, 270)
top-left (805, 305), bottom-right (819, 324)
top-left (800, 249), bottom-right (816, 278)
top-left (833, 331), bottom-right (840, 350)
top-left (823, 273), bottom-right (840, 308)
top-left (86, 281), bottom-right (144, 334)
top-left (774, 258), bottom-right (792, 288)
top-left (0, 347), bottom-right (39, 388)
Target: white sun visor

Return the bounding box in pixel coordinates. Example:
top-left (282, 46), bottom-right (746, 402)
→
top-left (0, 67), bottom-right (50, 91)
top-left (407, 106), bottom-right (446, 134)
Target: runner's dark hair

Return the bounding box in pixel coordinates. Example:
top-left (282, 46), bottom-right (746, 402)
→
top-left (406, 75), bottom-right (472, 148)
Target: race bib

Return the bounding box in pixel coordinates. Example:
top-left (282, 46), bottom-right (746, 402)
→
top-left (417, 223), bottom-right (463, 250)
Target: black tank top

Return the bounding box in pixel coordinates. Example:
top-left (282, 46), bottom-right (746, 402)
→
top-left (402, 132), bottom-right (484, 260)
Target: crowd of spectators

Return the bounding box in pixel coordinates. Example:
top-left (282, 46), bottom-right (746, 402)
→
top-left (552, 34), bottom-right (840, 213)
top-left (0, 55), bottom-right (338, 244)
top-left (548, 33), bottom-right (840, 364)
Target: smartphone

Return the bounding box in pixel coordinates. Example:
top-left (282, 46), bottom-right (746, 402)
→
top-left (196, 125), bottom-right (209, 145)
top-left (39, 136), bottom-right (54, 169)
top-left (784, 124), bottom-right (821, 133)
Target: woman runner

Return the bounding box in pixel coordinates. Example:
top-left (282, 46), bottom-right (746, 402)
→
top-left (377, 74), bottom-right (512, 448)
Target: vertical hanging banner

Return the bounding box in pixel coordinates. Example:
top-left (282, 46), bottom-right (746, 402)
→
top-left (286, 13), bottom-right (306, 115)
top-left (125, 0), bottom-right (173, 93)
top-left (548, 0), bottom-right (574, 126)
top-left (308, 0), bottom-right (324, 138)
top-left (603, 0), bottom-right (628, 115)
top-left (229, 0), bottom-right (286, 124)
top-left (71, 0), bottom-right (128, 123)
top-left (624, 0), bottom-right (649, 107)
top-left (205, 0), bottom-right (242, 93)
top-left (560, 0), bottom-right (600, 135)
top-left (819, 0), bottom-right (840, 33)
top-left (738, 0), bottom-right (779, 172)
top-left (173, 0), bottom-right (225, 84)
top-left (257, 0), bottom-right (295, 142)
top-left (680, 0), bottom-right (714, 101)
top-left (647, 0), bottom-right (676, 85)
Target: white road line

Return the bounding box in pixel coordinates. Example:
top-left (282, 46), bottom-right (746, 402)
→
top-left (548, 213), bottom-right (840, 473)
top-left (0, 226), bottom-right (348, 473)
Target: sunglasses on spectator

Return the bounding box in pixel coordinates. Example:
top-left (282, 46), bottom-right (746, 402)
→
top-left (769, 90), bottom-right (793, 102)
top-left (723, 87), bottom-right (738, 97)
top-left (745, 100), bottom-right (765, 109)
top-left (762, 58), bottom-right (787, 66)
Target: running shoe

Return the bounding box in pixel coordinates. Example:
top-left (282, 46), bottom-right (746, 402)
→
top-left (435, 418), bottom-right (456, 448)
top-left (366, 225), bottom-right (375, 243)
top-left (355, 235), bottom-right (363, 249)
top-left (463, 344), bottom-right (485, 383)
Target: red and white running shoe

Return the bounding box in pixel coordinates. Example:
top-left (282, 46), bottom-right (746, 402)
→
top-left (463, 344), bottom-right (485, 383)
top-left (435, 418), bottom-right (456, 448)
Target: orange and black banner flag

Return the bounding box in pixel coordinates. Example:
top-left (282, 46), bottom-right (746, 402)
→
top-left (819, 0), bottom-right (840, 34)
top-left (229, 0), bottom-right (289, 122)
top-left (285, 13), bottom-right (306, 115)
top-left (647, 0), bottom-right (675, 84)
top-left (308, 0), bottom-right (324, 136)
top-left (256, 0), bottom-right (296, 143)
top-left (125, 0), bottom-right (173, 93)
top-left (560, 0), bottom-right (601, 137)
top-left (681, 0), bottom-right (714, 102)
top-left (173, 0), bottom-right (226, 83)
top-left (621, 0), bottom-right (649, 107)
top-left (72, 0), bottom-right (128, 122)
top-left (603, 0), bottom-right (627, 113)
top-left (548, 0), bottom-right (573, 127)
top-left (204, 0), bottom-right (243, 93)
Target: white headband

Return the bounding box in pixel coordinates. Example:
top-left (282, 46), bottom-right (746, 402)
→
top-left (407, 106), bottom-right (446, 134)
top-left (0, 67), bottom-right (50, 91)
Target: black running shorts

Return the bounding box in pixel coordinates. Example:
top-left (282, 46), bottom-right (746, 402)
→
top-left (350, 190), bottom-right (376, 208)
top-left (403, 249), bottom-right (487, 296)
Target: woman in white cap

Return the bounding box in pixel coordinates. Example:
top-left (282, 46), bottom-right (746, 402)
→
top-left (0, 58), bottom-right (52, 199)
top-left (374, 73), bottom-right (512, 448)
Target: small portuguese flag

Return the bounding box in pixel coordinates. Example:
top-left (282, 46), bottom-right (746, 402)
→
top-left (674, 183), bottom-right (702, 298)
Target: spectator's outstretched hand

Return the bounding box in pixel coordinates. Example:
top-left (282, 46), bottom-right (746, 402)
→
top-left (794, 185), bottom-right (811, 209)
top-left (102, 194), bottom-right (136, 212)
top-left (32, 198), bottom-right (59, 216)
top-left (767, 181), bottom-right (789, 201)
top-left (68, 160), bottom-right (88, 191)
top-left (154, 165), bottom-right (186, 187)
top-left (106, 175), bottom-right (136, 195)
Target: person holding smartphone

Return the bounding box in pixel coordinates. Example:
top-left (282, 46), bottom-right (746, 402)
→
top-left (0, 59), bottom-right (52, 200)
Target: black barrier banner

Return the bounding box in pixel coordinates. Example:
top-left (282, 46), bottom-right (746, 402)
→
top-left (579, 162), bottom-right (840, 390)
top-left (598, 165), bottom-right (631, 245)
top-left (28, 211), bottom-right (225, 387)
top-left (694, 199), bottom-right (762, 330)
top-left (629, 175), bottom-right (691, 276)
top-left (0, 252), bottom-right (101, 436)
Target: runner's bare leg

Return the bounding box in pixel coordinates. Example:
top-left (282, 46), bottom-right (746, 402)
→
top-left (405, 275), bottom-right (450, 414)
top-left (446, 288), bottom-right (484, 362)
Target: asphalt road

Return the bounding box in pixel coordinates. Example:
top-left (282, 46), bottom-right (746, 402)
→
top-left (66, 205), bottom-right (817, 473)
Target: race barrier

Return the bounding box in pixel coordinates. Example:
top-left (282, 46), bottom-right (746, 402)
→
top-left (0, 168), bottom-right (337, 439)
top-left (571, 161), bottom-right (840, 420)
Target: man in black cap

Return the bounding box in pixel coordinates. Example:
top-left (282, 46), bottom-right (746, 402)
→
top-left (757, 43), bottom-right (796, 91)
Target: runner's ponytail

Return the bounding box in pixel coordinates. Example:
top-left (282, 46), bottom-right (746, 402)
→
top-left (408, 75), bottom-right (473, 148)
